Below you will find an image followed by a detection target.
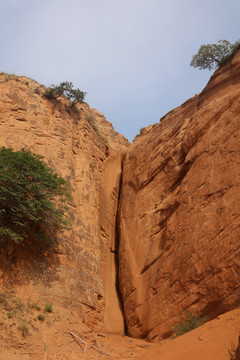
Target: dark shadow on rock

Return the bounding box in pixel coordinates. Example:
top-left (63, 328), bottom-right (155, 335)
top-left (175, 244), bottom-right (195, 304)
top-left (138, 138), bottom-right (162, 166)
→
top-left (0, 233), bottom-right (61, 287)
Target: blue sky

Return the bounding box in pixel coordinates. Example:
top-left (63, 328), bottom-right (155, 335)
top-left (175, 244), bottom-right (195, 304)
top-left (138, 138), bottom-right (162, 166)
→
top-left (1, 0), bottom-right (239, 141)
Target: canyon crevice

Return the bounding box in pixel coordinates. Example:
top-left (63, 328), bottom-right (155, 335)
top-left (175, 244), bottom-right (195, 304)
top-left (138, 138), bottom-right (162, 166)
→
top-left (118, 47), bottom-right (240, 341)
top-left (0, 47), bottom-right (240, 358)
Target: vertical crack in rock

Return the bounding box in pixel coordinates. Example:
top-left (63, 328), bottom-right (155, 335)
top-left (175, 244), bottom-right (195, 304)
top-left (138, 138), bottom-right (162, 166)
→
top-left (114, 160), bottom-right (128, 335)
top-left (101, 152), bottom-right (128, 334)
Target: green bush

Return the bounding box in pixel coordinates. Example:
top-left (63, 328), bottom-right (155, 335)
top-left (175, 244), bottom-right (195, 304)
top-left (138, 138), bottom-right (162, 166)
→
top-left (44, 81), bottom-right (86, 105)
top-left (172, 310), bottom-right (207, 337)
top-left (0, 147), bottom-right (71, 244)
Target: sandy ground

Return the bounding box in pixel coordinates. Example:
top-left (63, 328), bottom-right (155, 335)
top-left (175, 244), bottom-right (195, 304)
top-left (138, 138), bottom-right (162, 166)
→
top-left (134, 308), bottom-right (240, 360)
top-left (1, 306), bottom-right (240, 359)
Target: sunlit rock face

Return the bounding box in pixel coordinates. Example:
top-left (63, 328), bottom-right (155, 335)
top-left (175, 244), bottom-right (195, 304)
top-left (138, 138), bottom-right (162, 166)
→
top-left (0, 74), bottom-right (128, 334)
top-left (1, 47), bottom-right (240, 352)
top-left (118, 49), bottom-right (240, 341)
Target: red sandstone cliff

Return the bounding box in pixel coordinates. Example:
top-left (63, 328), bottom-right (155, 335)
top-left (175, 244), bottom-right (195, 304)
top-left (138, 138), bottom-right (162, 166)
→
top-left (0, 74), bottom-right (128, 357)
top-left (118, 48), bottom-right (240, 341)
top-left (1, 47), bottom-right (240, 358)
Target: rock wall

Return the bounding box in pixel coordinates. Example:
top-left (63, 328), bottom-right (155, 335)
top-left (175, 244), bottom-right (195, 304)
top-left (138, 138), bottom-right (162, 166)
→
top-left (118, 49), bottom-right (240, 340)
top-left (0, 74), bottom-right (128, 334)
top-left (1, 48), bottom-right (240, 347)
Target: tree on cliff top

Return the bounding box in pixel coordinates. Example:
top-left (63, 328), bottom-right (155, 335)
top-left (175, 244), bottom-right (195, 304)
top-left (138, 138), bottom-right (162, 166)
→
top-left (44, 81), bottom-right (86, 105)
top-left (0, 147), bottom-right (71, 244)
top-left (190, 39), bottom-right (239, 70)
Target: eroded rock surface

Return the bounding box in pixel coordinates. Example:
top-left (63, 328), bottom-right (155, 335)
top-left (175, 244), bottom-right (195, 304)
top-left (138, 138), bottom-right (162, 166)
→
top-left (1, 48), bottom-right (240, 357)
top-left (0, 74), bottom-right (128, 335)
top-left (118, 49), bottom-right (240, 340)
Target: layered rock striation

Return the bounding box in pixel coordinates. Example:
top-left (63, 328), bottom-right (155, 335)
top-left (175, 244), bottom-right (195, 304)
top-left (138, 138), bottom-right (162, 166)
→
top-left (0, 74), bottom-right (128, 334)
top-left (1, 47), bottom-right (240, 351)
top-left (118, 49), bottom-right (240, 340)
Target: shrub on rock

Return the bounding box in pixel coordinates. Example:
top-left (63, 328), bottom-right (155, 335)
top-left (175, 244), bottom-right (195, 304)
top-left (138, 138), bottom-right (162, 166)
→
top-left (0, 147), bottom-right (71, 244)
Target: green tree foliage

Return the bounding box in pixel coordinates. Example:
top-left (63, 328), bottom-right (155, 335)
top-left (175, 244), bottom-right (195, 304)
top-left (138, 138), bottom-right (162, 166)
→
top-left (44, 81), bottom-right (86, 105)
top-left (190, 40), bottom-right (239, 70)
top-left (0, 147), bottom-right (71, 244)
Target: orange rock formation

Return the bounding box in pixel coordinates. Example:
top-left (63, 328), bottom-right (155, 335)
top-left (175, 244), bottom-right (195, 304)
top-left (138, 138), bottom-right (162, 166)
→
top-left (0, 74), bottom-right (128, 338)
top-left (118, 48), bottom-right (240, 341)
top-left (0, 47), bottom-right (240, 358)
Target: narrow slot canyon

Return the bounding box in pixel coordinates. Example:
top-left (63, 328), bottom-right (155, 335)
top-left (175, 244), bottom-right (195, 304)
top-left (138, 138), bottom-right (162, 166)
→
top-left (0, 46), bottom-right (240, 360)
top-left (99, 151), bottom-right (127, 335)
top-left (114, 167), bottom-right (128, 335)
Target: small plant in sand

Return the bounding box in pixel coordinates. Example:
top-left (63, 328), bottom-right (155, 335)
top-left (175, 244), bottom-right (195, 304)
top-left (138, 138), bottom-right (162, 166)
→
top-left (172, 310), bottom-right (207, 337)
top-left (44, 303), bottom-right (53, 313)
top-left (12, 299), bottom-right (24, 312)
top-left (38, 314), bottom-right (45, 321)
top-left (29, 302), bottom-right (41, 311)
top-left (0, 292), bottom-right (8, 307)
